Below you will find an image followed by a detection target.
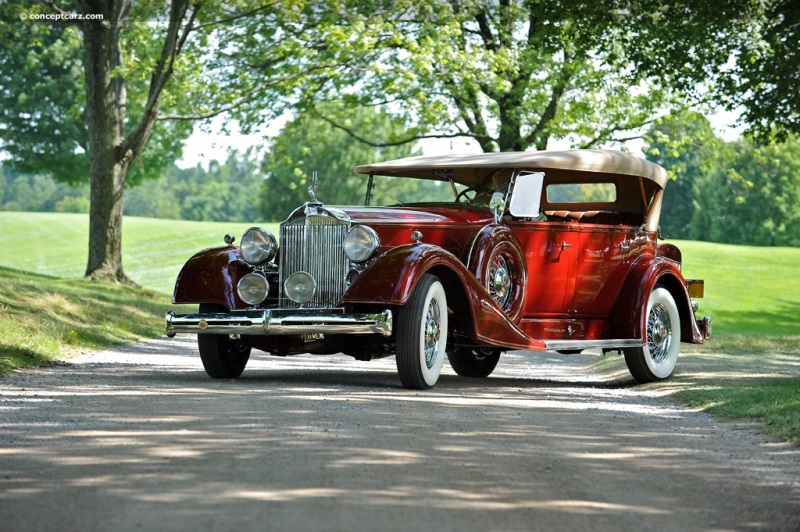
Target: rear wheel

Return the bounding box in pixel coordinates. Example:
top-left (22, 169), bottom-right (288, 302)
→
top-left (624, 286), bottom-right (680, 383)
top-left (197, 303), bottom-right (251, 379)
top-left (447, 347), bottom-right (501, 378)
top-left (395, 274), bottom-right (448, 389)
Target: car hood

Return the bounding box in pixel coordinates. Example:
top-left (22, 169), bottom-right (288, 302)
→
top-left (337, 204), bottom-right (494, 227)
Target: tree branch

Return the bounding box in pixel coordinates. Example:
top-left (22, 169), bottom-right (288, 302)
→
top-left (120, 0), bottom-right (195, 160)
top-left (312, 110), bottom-right (477, 148)
top-left (190, 3), bottom-right (275, 31)
top-left (158, 64), bottom-right (343, 121)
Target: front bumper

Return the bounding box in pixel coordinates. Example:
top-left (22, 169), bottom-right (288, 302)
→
top-left (165, 308), bottom-right (393, 338)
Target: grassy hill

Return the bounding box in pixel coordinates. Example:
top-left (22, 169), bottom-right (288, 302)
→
top-left (1, 211), bottom-right (278, 295)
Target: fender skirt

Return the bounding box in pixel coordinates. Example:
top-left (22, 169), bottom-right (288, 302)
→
top-left (343, 244), bottom-right (546, 351)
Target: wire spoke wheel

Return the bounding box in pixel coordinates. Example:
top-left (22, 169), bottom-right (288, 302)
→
top-left (396, 274), bottom-right (448, 389)
top-left (624, 286), bottom-right (681, 383)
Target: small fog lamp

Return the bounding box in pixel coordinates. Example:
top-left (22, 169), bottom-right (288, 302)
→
top-left (237, 273), bottom-right (269, 306)
top-left (284, 271), bottom-right (317, 304)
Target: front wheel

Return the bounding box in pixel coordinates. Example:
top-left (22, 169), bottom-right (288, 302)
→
top-left (447, 347), bottom-right (501, 378)
top-left (197, 303), bottom-right (251, 379)
top-left (624, 286), bottom-right (680, 383)
top-left (395, 274), bottom-right (448, 389)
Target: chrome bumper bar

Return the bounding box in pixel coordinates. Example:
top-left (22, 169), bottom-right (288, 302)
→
top-left (165, 308), bottom-right (393, 338)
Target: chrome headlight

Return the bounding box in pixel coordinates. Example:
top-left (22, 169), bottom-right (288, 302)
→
top-left (344, 225), bottom-right (380, 262)
top-left (240, 227), bottom-right (277, 264)
top-left (237, 273), bottom-right (269, 306)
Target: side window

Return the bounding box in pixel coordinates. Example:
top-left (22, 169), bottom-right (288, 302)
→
top-left (546, 183), bottom-right (617, 203)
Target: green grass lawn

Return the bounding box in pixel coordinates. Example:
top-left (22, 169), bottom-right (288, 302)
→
top-left (1, 211), bottom-right (277, 295)
top-left (675, 240), bottom-right (800, 336)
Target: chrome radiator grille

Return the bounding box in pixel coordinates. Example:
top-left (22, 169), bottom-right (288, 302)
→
top-left (279, 213), bottom-right (349, 308)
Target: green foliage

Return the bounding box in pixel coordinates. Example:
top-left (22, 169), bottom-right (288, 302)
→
top-left (260, 107), bottom-right (445, 220)
top-left (689, 138), bottom-right (800, 246)
top-left (0, 165), bottom-right (89, 212)
top-left (0, 1), bottom-right (195, 186)
top-left (244, 0), bottom-right (755, 153)
top-left (125, 150), bottom-right (266, 222)
top-left (727, 0), bottom-right (800, 141)
top-left (0, 4), bottom-right (88, 184)
top-left (645, 114), bottom-right (800, 246)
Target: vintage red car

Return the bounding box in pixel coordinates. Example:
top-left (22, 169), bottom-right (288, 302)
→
top-left (166, 149), bottom-right (711, 389)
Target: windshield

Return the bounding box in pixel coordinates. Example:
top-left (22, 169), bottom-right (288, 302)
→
top-left (365, 175), bottom-right (463, 206)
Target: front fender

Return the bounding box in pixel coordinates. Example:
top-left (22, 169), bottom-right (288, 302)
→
top-left (172, 246), bottom-right (250, 309)
top-left (610, 256), bottom-right (703, 343)
top-left (343, 244), bottom-right (545, 351)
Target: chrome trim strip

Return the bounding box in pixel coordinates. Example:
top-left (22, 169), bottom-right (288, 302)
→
top-left (544, 339), bottom-right (643, 351)
top-left (165, 309), bottom-right (392, 337)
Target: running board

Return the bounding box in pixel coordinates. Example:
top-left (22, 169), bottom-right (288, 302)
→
top-left (544, 339), bottom-right (643, 352)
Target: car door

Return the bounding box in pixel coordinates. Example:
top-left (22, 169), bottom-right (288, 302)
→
top-left (509, 221), bottom-right (576, 316)
top-left (566, 225), bottom-right (633, 317)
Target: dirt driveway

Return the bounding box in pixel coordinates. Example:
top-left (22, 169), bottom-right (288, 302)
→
top-left (1, 337), bottom-right (799, 532)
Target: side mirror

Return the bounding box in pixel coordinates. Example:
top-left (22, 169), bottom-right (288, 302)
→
top-left (508, 171), bottom-right (544, 218)
top-left (489, 193), bottom-right (505, 224)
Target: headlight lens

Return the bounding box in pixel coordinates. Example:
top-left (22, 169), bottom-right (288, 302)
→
top-left (240, 227), bottom-right (277, 264)
top-left (284, 271), bottom-right (316, 304)
top-left (237, 273), bottom-right (269, 306)
top-left (344, 225), bottom-right (380, 262)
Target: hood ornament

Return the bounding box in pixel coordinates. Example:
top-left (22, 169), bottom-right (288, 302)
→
top-left (308, 171), bottom-right (320, 203)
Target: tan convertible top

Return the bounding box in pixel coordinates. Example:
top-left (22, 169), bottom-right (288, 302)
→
top-left (355, 149), bottom-right (668, 189)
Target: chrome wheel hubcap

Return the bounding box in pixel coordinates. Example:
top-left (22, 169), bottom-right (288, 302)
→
top-left (647, 303), bottom-right (672, 363)
top-left (424, 298), bottom-right (441, 369)
top-left (489, 255), bottom-right (512, 309)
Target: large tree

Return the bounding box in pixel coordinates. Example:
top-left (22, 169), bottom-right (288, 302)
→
top-left (725, 0), bottom-right (800, 140)
top-left (0, 1), bottom-right (337, 282)
top-left (266, 0), bottom-right (759, 153)
top-left (0, 1), bottom-right (199, 282)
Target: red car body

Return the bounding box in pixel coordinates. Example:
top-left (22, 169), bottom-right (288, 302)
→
top-left (166, 150), bottom-right (711, 389)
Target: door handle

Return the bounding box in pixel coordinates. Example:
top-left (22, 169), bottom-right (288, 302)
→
top-left (561, 242), bottom-right (572, 250)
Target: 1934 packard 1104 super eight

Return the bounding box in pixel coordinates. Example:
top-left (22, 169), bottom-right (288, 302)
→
top-left (165, 149), bottom-right (711, 389)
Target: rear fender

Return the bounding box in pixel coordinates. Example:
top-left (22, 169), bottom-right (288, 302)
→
top-left (172, 246), bottom-right (250, 309)
top-left (343, 244), bottom-right (545, 351)
top-left (610, 256), bottom-right (703, 343)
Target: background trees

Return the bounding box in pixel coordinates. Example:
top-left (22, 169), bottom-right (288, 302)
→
top-left (1, 0), bottom-right (799, 273)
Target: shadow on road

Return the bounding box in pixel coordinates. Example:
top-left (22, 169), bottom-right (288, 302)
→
top-left (1, 337), bottom-right (799, 532)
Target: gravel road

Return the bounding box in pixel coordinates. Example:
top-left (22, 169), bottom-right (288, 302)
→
top-left (1, 337), bottom-right (799, 532)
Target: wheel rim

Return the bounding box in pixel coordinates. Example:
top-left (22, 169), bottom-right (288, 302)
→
top-left (424, 297), bottom-right (442, 369)
top-left (488, 254), bottom-right (512, 309)
top-left (647, 302), bottom-right (672, 363)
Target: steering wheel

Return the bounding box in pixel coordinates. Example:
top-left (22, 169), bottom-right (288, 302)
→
top-left (456, 186), bottom-right (491, 204)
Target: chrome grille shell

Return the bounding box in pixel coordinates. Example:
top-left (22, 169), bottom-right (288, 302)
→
top-left (279, 204), bottom-right (350, 308)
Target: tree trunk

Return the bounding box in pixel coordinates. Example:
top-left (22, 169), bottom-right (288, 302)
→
top-left (80, 1), bottom-right (132, 282)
